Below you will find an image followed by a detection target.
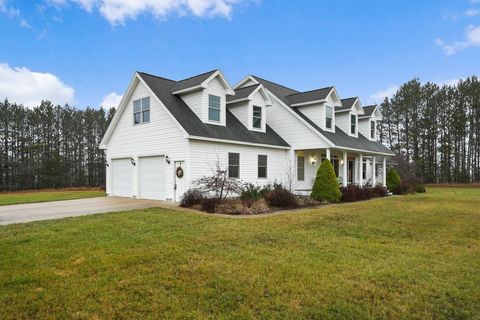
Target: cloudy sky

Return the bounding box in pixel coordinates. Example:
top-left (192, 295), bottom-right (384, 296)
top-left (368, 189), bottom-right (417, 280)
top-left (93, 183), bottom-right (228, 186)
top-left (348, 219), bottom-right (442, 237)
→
top-left (0, 0), bottom-right (479, 108)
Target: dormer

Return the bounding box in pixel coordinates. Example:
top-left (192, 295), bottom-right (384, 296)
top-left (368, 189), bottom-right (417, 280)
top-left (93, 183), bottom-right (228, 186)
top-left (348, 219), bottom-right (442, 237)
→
top-left (226, 84), bottom-right (271, 132)
top-left (286, 86), bottom-right (341, 132)
top-left (335, 97), bottom-right (364, 138)
top-left (173, 70), bottom-right (234, 126)
top-left (359, 104), bottom-right (383, 141)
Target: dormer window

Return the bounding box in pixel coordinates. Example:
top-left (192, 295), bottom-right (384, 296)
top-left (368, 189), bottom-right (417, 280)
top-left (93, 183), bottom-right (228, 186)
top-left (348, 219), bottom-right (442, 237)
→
top-left (208, 94), bottom-right (221, 122)
top-left (133, 97), bottom-right (150, 124)
top-left (253, 106), bottom-right (262, 129)
top-left (350, 114), bottom-right (357, 134)
top-left (325, 105), bottom-right (333, 129)
top-left (370, 120), bottom-right (376, 139)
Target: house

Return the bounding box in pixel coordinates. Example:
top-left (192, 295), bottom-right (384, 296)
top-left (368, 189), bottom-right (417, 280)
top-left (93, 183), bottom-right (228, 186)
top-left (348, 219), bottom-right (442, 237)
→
top-left (99, 69), bottom-right (394, 202)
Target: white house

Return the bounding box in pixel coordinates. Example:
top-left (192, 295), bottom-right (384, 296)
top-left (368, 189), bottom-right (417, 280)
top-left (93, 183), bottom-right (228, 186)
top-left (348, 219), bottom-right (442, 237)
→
top-left (99, 69), bottom-right (394, 202)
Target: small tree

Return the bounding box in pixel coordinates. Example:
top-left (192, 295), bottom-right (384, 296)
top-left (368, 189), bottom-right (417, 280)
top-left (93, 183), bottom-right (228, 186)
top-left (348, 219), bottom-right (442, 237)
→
top-left (386, 167), bottom-right (401, 192)
top-left (195, 158), bottom-right (243, 200)
top-left (311, 159), bottom-right (341, 203)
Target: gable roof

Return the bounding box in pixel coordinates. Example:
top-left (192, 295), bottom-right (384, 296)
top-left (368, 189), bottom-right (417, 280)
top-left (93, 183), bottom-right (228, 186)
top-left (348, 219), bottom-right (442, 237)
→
top-left (287, 87), bottom-right (334, 106)
top-left (226, 84), bottom-right (259, 102)
top-left (251, 75), bottom-right (394, 155)
top-left (171, 69), bottom-right (217, 92)
top-left (360, 105), bottom-right (377, 118)
top-left (336, 97), bottom-right (357, 112)
top-left (137, 72), bottom-right (289, 148)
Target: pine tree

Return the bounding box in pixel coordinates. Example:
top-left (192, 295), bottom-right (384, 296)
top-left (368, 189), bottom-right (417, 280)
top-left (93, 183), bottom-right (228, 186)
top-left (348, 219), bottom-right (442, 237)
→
top-left (310, 159), bottom-right (341, 203)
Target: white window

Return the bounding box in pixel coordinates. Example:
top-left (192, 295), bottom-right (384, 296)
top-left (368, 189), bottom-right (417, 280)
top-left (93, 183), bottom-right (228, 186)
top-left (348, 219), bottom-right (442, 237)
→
top-left (228, 153), bottom-right (240, 178)
top-left (133, 97), bottom-right (150, 124)
top-left (258, 155), bottom-right (267, 178)
top-left (325, 105), bottom-right (333, 129)
top-left (370, 120), bottom-right (376, 139)
top-left (253, 106), bottom-right (262, 129)
top-left (208, 95), bottom-right (221, 122)
top-left (350, 114), bottom-right (357, 134)
top-left (297, 155), bottom-right (305, 181)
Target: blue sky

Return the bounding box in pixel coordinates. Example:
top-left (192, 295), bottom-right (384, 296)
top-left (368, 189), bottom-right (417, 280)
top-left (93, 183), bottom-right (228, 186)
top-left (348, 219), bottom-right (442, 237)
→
top-left (0, 0), bottom-right (479, 108)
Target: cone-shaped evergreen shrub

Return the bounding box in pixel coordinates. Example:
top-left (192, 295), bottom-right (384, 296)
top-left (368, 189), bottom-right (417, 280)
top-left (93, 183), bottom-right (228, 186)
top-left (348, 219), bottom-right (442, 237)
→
top-left (386, 168), bottom-right (401, 192)
top-left (310, 159), bottom-right (341, 203)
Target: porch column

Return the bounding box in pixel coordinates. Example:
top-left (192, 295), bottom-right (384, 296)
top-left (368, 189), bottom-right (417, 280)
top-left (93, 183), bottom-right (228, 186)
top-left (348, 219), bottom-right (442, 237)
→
top-left (326, 148), bottom-right (331, 161)
top-left (359, 154), bottom-right (363, 187)
top-left (372, 155), bottom-right (376, 186)
top-left (342, 151), bottom-right (348, 186)
top-left (382, 157), bottom-right (387, 187)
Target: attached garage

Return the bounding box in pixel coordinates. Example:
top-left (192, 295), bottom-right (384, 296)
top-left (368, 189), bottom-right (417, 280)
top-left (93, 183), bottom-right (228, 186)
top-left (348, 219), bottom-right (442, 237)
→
top-left (111, 158), bottom-right (133, 197)
top-left (138, 156), bottom-right (166, 200)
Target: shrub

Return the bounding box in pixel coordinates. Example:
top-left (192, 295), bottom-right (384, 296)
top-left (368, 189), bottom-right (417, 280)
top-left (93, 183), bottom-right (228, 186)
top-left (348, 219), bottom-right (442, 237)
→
top-left (371, 185), bottom-right (388, 197)
top-left (386, 168), bottom-right (401, 192)
top-left (240, 183), bottom-right (262, 207)
top-left (216, 199), bottom-right (245, 215)
top-left (311, 159), bottom-right (341, 203)
top-left (259, 184), bottom-right (273, 197)
top-left (396, 181), bottom-right (416, 195)
top-left (180, 188), bottom-right (204, 207)
top-left (264, 186), bottom-right (297, 208)
top-left (201, 197), bottom-right (219, 213)
top-left (341, 185), bottom-right (369, 202)
top-left (296, 196), bottom-right (322, 208)
top-left (416, 184), bottom-right (426, 193)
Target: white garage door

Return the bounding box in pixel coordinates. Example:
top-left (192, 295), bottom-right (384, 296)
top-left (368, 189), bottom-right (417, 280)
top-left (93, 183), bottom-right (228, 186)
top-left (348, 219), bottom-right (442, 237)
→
top-left (139, 156), bottom-right (165, 200)
top-left (111, 158), bottom-right (133, 197)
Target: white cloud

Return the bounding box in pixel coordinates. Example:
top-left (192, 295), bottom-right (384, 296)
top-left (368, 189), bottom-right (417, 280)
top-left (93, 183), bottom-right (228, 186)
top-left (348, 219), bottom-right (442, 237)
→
top-left (370, 85), bottom-right (399, 103)
top-left (469, 0), bottom-right (480, 3)
top-left (0, 0), bottom-right (19, 17)
top-left (465, 8), bottom-right (480, 17)
top-left (19, 19), bottom-right (34, 30)
top-left (436, 24), bottom-right (480, 55)
top-left (0, 63), bottom-right (74, 107)
top-left (100, 91), bottom-right (123, 108)
top-left (49, 0), bottom-right (249, 25)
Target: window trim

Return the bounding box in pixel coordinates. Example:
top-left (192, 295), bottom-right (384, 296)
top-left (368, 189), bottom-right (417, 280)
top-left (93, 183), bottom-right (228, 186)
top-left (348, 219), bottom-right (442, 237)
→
top-left (252, 105), bottom-right (262, 129)
top-left (208, 94), bottom-right (221, 122)
top-left (297, 155), bottom-right (305, 181)
top-left (325, 105), bottom-right (333, 130)
top-left (258, 154), bottom-right (267, 178)
top-left (228, 152), bottom-right (240, 178)
top-left (133, 97), bottom-right (150, 125)
top-left (350, 113), bottom-right (357, 135)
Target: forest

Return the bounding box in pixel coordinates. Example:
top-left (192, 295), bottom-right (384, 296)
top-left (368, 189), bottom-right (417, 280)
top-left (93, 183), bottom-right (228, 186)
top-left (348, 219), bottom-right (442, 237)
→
top-left (378, 76), bottom-right (480, 183)
top-left (0, 100), bottom-right (115, 191)
top-left (1, 75), bottom-right (479, 191)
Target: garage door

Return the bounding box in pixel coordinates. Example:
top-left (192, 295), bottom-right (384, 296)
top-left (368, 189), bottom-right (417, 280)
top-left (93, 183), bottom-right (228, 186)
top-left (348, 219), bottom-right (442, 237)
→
top-left (111, 158), bottom-right (133, 197)
top-left (139, 156), bottom-right (165, 200)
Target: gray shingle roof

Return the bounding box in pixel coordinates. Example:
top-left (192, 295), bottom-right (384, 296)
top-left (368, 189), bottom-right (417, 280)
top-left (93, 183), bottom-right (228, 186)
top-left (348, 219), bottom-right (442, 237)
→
top-left (336, 97), bottom-right (357, 112)
top-left (287, 87), bottom-right (333, 105)
top-left (226, 84), bottom-right (260, 102)
top-left (251, 75), bottom-right (394, 155)
top-left (171, 69), bottom-right (217, 92)
top-left (138, 72), bottom-right (290, 148)
top-left (360, 105), bottom-right (376, 118)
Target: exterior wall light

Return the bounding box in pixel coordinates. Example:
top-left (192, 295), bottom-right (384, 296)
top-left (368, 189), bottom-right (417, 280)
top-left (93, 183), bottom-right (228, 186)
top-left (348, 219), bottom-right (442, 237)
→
top-left (131, 158), bottom-right (136, 166)
top-left (105, 160), bottom-right (109, 167)
top-left (165, 155), bottom-right (171, 164)
top-left (311, 155), bottom-right (317, 165)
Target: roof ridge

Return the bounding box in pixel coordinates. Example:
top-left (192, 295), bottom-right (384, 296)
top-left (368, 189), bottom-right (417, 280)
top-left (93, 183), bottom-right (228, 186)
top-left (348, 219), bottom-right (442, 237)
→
top-left (341, 96), bottom-right (358, 101)
top-left (251, 75), bottom-right (299, 93)
top-left (287, 86), bottom-right (334, 97)
top-left (137, 71), bottom-right (176, 82)
top-left (235, 83), bottom-right (260, 90)
top-left (176, 69), bottom-right (218, 83)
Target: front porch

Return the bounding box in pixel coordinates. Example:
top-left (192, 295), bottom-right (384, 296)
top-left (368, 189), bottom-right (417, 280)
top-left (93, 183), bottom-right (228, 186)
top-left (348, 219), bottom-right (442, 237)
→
top-left (294, 148), bottom-right (388, 194)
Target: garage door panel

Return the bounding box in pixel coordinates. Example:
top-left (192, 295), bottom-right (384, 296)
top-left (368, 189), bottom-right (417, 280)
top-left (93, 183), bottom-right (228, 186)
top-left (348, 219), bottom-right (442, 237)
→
top-left (112, 158), bottom-right (133, 197)
top-left (139, 156), bottom-right (165, 200)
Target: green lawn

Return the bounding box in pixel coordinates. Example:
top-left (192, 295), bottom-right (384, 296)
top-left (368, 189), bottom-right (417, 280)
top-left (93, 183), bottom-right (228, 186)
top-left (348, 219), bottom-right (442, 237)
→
top-left (0, 190), bottom-right (106, 206)
top-left (0, 188), bottom-right (479, 319)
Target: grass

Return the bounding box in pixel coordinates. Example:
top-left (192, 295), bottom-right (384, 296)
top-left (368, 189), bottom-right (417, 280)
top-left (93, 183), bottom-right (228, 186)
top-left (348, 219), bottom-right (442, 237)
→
top-left (0, 189), bottom-right (106, 206)
top-left (0, 188), bottom-right (479, 319)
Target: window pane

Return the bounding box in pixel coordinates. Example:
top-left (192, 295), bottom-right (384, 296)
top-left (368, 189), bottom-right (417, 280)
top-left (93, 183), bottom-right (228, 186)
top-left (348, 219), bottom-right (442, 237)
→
top-left (326, 106), bottom-right (333, 129)
top-left (134, 113), bottom-right (141, 124)
top-left (371, 121), bottom-right (375, 138)
top-left (326, 117), bottom-right (332, 129)
top-left (258, 155), bottom-right (267, 166)
top-left (253, 117), bottom-right (262, 128)
top-left (209, 108), bottom-right (220, 121)
top-left (142, 110), bottom-right (150, 123)
top-left (258, 167), bottom-right (267, 178)
top-left (133, 100), bottom-right (141, 113)
top-left (297, 156), bottom-right (305, 180)
top-left (142, 97), bottom-right (150, 111)
top-left (229, 166), bottom-right (239, 178)
top-left (229, 153), bottom-right (239, 165)
top-left (351, 114), bottom-right (356, 134)
top-left (253, 106), bottom-right (262, 117)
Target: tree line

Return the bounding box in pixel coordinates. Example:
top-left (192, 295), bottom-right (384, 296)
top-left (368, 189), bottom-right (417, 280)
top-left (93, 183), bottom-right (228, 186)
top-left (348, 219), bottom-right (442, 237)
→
top-left (0, 99), bottom-right (115, 191)
top-left (378, 76), bottom-right (480, 183)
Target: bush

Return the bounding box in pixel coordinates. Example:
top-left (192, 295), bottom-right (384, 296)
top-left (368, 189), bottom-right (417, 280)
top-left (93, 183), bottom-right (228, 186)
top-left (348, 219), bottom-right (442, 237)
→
top-left (264, 186), bottom-right (297, 208)
top-left (259, 184), bottom-right (273, 197)
top-left (180, 188), bottom-right (204, 207)
top-left (386, 168), bottom-right (401, 192)
top-left (201, 197), bottom-right (219, 213)
top-left (240, 183), bottom-right (262, 207)
top-left (396, 181), bottom-right (416, 195)
top-left (296, 196), bottom-right (322, 208)
top-left (416, 184), bottom-right (426, 193)
top-left (341, 185), bottom-right (388, 202)
top-left (311, 159), bottom-right (341, 203)
top-left (371, 185), bottom-right (388, 197)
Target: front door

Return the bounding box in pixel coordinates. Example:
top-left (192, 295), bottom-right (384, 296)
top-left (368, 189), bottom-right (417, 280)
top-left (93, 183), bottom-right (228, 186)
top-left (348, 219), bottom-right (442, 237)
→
top-left (174, 161), bottom-right (186, 202)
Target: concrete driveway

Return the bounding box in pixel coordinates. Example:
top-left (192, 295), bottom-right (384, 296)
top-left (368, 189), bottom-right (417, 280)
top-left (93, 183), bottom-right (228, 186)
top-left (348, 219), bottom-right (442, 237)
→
top-left (0, 197), bottom-right (167, 226)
